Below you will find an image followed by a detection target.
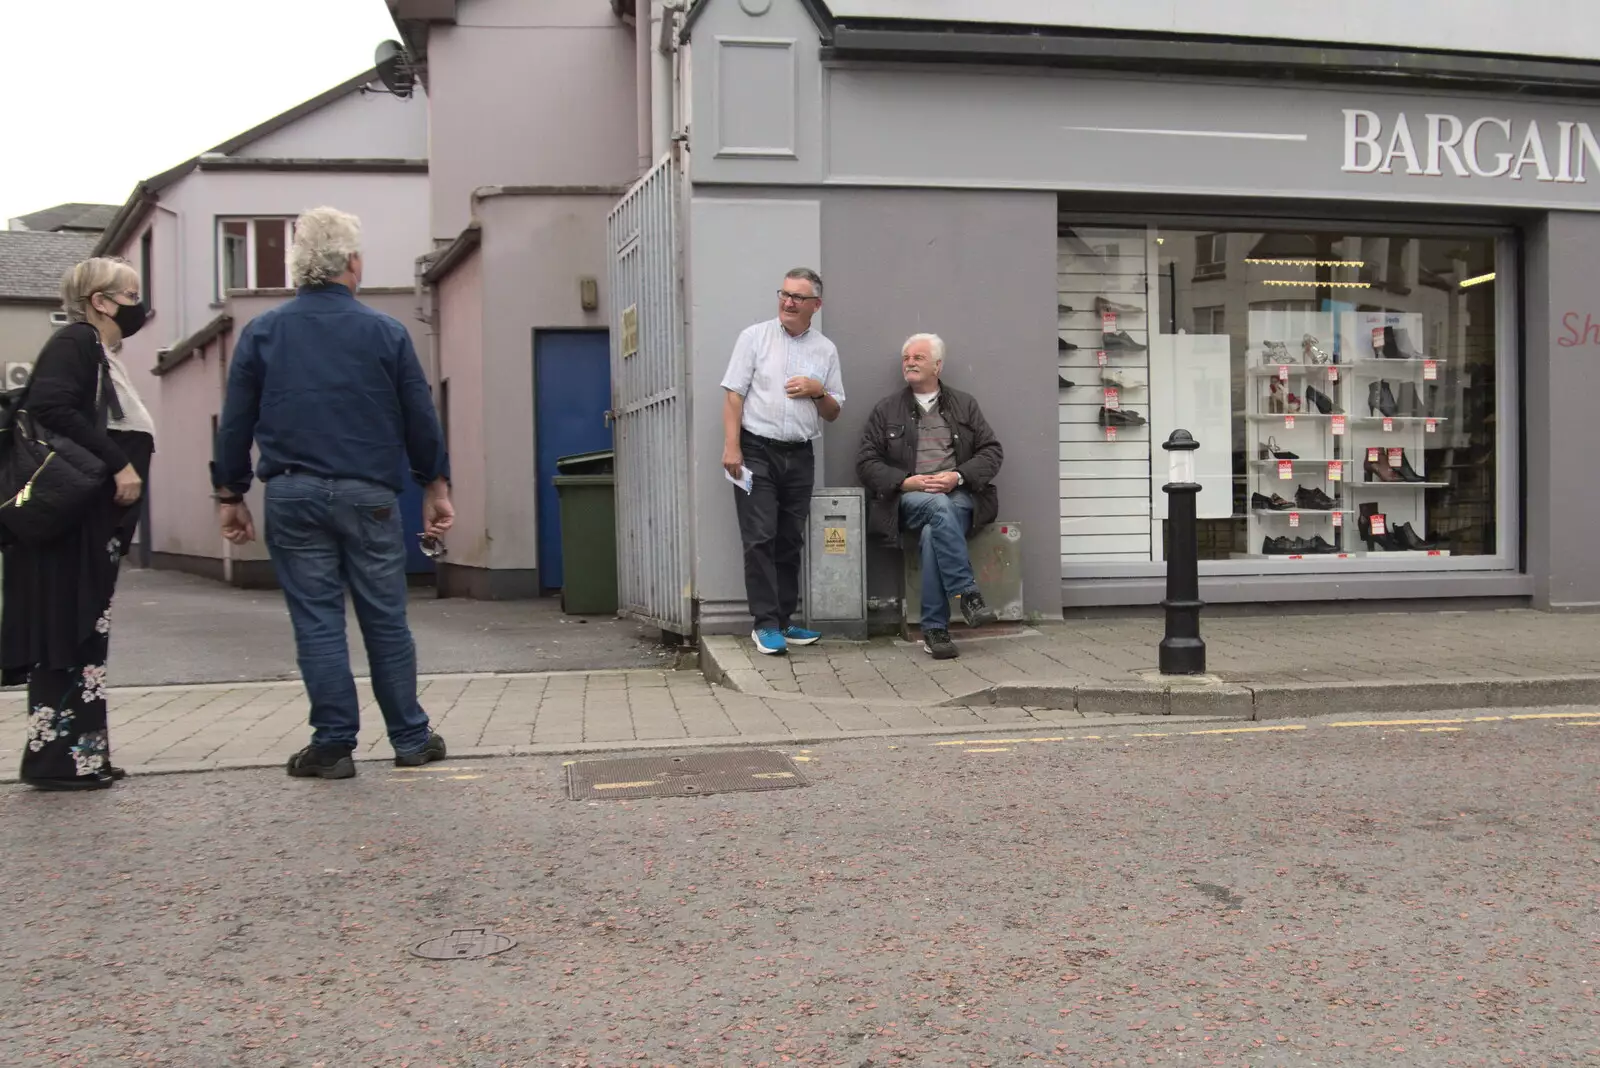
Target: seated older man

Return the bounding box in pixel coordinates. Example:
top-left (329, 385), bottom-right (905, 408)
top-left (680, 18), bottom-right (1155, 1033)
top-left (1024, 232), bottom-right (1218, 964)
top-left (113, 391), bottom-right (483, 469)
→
top-left (856, 333), bottom-right (1004, 659)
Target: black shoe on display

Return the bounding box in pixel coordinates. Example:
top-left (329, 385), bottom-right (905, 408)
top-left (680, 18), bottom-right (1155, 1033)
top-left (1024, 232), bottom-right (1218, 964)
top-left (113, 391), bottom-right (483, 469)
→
top-left (1058, 376), bottom-right (1076, 390)
top-left (1058, 337), bottom-right (1078, 352)
top-left (1258, 438), bottom-right (1298, 460)
top-left (1368, 381), bottom-right (1399, 417)
top-left (1396, 450), bottom-right (1428, 483)
top-left (1294, 485), bottom-right (1336, 511)
top-left (1094, 296), bottom-right (1145, 318)
top-left (1305, 385), bottom-right (1343, 415)
top-left (1262, 536), bottom-right (1290, 555)
top-left (922, 628), bottom-right (960, 660)
top-left (1394, 522), bottom-right (1438, 551)
top-left (1057, 303), bottom-right (1076, 315)
top-left (1098, 407), bottom-right (1147, 427)
top-left (1307, 535), bottom-right (1338, 554)
top-left (1381, 325), bottom-right (1412, 359)
top-left (1101, 330), bottom-right (1147, 352)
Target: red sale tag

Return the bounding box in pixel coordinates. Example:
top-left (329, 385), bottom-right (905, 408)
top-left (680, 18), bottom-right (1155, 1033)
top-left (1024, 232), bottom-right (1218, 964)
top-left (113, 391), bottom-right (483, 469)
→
top-left (1371, 326), bottom-right (1386, 353)
top-left (1278, 460), bottom-right (1293, 480)
top-left (1426, 418), bottom-right (1438, 433)
top-left (1423, 360), bottom-right (1438, 380)
top-left (1427, 549), bottom-right (1442, 556)
top-left (1328, 367), bottom-right (1339, 383)
top-left (1387, 447), bottom-right (1403, 469)
top-left (1289, 512), bottom-right (1300, 528)
top-left (1370, 513), bottom-right (1388, 536)
top-left (1332, 511), bottom-right (1344, 528)
top-left (1367, 447), bottom-right (1380, 462)
top-left (1097, 350), bottom-right (1108, 366)
top-left (1104, 387), bottom-right (1120, 410)
top-left (1102, 312), bottom-right (1117, 333)
top-left (1284, 415), bottom-right (1295, 429)
top-left (1382, 417), bottom-right (1394, 432)
top-left (1104, 426), bottom-right (1117, 441)
top-left (1277, 364), bottom-right (1290, 381)
top-left (1332, 415), bottom-right (1346, 436)
top-left (1328, 461), bottom-right (1343, 481)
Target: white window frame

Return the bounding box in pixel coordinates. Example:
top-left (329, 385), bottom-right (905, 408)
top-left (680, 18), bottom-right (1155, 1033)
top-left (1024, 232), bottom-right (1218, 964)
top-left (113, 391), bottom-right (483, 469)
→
top-left (216, 216), bottom-right (294, 297)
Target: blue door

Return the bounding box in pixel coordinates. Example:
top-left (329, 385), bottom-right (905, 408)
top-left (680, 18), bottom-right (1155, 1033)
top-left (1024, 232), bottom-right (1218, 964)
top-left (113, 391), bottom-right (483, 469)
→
top-left (535, 330), bottom-right (613, 590)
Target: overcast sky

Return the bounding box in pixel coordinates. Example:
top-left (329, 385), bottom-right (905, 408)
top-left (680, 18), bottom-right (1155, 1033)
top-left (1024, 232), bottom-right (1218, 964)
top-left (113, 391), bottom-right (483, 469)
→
top-left (1, 0), bottom-right (399, 225)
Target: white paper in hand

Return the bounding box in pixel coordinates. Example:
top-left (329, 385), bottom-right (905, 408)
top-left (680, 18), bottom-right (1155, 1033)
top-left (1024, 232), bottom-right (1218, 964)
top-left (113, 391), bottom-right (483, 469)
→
top-left (725, 465), bottom-right (753, 494)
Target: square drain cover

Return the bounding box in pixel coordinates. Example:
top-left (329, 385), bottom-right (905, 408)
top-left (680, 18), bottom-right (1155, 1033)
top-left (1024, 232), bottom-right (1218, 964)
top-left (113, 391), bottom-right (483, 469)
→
top-left (566, 750), bottom-right (808, 800)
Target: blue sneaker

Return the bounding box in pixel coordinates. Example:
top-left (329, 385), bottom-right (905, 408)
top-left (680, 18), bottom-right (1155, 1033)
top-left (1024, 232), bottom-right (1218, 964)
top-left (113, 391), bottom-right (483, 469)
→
top-left (752, 628), bottom-right (788, 655)
top-left (782, 625), bottom-right (822, 646)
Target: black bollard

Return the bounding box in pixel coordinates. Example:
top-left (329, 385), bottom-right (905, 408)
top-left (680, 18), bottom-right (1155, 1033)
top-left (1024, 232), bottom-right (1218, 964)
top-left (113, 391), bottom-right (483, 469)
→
top-left (1159, 429), bottom-right (1205, 675)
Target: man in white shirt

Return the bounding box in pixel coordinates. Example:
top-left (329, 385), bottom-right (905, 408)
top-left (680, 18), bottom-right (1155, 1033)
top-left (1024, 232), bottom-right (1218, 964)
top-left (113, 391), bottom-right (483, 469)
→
top-left (720, 268), bottom-right (846, 655)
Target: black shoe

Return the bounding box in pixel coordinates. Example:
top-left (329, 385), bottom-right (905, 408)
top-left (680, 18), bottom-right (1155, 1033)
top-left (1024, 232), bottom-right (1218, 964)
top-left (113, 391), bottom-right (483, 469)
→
top-left (959, 590), bottom-right (999, 628)
top-left (1394, 522), bottom-right (1438, 551)
top-left (1058, 375), bottom-right (1076, 389)
top-left (922, 628), bottom-right (960, 660)
top-left (1058, 337), bottom-right (1078, 352)
top-left (1262, 536), bottom-right (1290, 555)
top-left (394, 731), bottom-right (447, 768)
top-left (1304, 385), bottom-right (1343, 415)
top-left (1058, 303), bottom-right (1076, 315)
top-left (1294, 484), bottom-right (1337, 511)
top-left (1306, 535), bottom-right (1338, 554)
top-left (1098, 406), bottom-right (1146, 427)
top-left (1380, 325), bottom-right (1412, 359)
top-left (287, 744), bottom-right (356, 779)
top-left (20, 772), bottom-right (116, 791)
top-left (1397, 450), bottom-right (1428, 483)
top-left (1258, 438), bottom-right (1298, 460)
top-left (1101, 330), bottom-right (1147, 352)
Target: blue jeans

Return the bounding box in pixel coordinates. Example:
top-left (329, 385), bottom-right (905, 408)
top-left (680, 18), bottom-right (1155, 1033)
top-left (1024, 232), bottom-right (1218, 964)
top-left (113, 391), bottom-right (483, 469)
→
top-left (900, 489), bottom-right (977, 631)
top-left (264, 474), bottom-right (432, 754)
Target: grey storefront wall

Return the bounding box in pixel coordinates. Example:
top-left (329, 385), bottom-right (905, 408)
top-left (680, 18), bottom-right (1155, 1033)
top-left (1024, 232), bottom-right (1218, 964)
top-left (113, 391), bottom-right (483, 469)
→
top-left (681, 1), bottom-right (1600, 625)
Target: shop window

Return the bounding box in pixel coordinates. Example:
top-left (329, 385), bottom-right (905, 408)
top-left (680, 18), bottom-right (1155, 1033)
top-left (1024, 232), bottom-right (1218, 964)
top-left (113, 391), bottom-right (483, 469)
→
top-left (217, 217), bottom-right (293, 297)
top-left (1057, 221), bottom-right (1502, 574)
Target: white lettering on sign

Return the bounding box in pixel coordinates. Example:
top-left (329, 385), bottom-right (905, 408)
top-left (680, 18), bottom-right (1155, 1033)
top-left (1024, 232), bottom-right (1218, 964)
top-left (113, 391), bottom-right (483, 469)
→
top-left (1344, 109), bottom-right (1600, 184)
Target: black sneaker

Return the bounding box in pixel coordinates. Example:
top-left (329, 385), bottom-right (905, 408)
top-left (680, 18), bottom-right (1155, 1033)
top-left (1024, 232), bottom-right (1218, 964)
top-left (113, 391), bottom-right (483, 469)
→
top-left (394, 731), bottom-right (447, 767)
top-left (959, 590), bottom-right (999, 628)
top-left (922, 628), bottom-right (960, 660)
top-left (287, 744), bottom-right (356, 779)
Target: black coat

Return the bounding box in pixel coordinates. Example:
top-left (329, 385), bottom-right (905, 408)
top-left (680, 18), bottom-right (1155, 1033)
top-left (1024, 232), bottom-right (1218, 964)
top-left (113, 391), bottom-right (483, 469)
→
top-left (1, 323), bottom-right (141, 684)
top-left (855, 382), bottom-right (1004, 545)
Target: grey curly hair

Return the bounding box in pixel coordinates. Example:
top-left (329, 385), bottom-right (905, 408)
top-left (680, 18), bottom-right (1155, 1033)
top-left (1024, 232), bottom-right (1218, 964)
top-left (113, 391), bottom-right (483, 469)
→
top-left (289, 206), bottom-right (361, 287)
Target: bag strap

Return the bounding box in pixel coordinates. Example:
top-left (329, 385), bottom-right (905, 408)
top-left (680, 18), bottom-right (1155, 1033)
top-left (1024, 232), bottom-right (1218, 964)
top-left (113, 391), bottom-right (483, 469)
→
top-left (96, 355), bottom-right (124, 428)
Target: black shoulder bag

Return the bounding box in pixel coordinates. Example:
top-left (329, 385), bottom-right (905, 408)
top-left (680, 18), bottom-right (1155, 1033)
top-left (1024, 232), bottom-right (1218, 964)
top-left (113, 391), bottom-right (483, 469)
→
top-left (0, 343), bottom-right (122, 547)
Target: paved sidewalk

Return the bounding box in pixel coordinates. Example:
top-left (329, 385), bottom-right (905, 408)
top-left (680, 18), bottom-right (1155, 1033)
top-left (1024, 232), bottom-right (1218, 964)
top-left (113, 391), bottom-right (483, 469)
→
top-left (0, 669), bottom-right (1186, 780)
top-left (703, 608), bottom-right (1600, 718)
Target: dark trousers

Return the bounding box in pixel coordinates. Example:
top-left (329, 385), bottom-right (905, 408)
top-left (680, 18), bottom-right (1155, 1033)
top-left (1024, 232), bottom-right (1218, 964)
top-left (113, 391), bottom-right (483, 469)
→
top-left (734, 431), bottom-right (814, 632)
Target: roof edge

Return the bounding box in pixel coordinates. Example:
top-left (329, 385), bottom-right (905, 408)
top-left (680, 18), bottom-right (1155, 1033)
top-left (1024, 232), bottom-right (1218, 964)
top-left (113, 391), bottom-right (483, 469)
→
top-left (421, 223), bottom-right (482, 285)
top-left (196, 157), bottom-right (429, 174)
top-left (682, 0), bottom-right (834, 43)
top-left (152, 313), bottom-right (232, 377)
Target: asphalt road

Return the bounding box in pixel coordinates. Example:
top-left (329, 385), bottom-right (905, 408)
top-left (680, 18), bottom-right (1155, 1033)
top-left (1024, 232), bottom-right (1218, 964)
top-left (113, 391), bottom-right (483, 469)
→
top-left (1, 711), bottom-right (1596, 1066)
top-left (68, 569), bottom-right (674, 686)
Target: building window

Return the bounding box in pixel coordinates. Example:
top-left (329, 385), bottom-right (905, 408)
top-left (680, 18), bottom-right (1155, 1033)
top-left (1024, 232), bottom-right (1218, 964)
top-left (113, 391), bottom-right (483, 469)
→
top-left (139, 228), bottom-right (154, 314)
top-left (217, 217), bottom-right (293, 297)
top-left (1194, 233), bottom-right (1226, 280)
top-left (1058, 220), bottom-right (1504, 575)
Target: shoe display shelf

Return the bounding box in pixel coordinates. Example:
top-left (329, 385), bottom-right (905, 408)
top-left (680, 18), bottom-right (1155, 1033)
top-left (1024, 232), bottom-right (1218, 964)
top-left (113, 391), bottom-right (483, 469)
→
top-left (1340, 311), bottom-right (1451, 556)
top-left (1238, 310), bottom-right (1355, 560)
top-left (1057, 226), bottom-right (1154, 564)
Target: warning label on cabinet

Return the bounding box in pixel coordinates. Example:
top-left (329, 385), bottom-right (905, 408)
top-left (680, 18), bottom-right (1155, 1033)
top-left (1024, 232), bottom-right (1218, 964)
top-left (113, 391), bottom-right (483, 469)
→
top-left (824, 527), bottom-right (847, 555)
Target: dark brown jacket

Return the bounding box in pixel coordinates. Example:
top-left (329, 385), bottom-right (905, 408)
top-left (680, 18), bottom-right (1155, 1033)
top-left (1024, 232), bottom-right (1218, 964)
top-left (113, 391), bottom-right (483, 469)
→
top-left (855, 383), bottom-right (1003, 544)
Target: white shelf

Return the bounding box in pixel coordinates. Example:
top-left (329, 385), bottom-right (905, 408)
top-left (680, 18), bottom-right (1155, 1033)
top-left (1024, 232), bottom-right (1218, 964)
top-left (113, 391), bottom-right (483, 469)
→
top-left (1249, 458), bottom-right (1337, 467)
top-left (1344, 359), bottom-right (1444, 369)
top-left (1246, 413), bottom-right (1340, 422)
top-left (1351, 416), bottom-right (1447, 424)
top-left (1235, 552), bottom-right (1357, 561)
top-left (1247, 365), bottom-right (1337, 377)
top-left (1252, 508), bottom-right (1353, 517)
top-left (1356, 480), bottom-right (1450, 489)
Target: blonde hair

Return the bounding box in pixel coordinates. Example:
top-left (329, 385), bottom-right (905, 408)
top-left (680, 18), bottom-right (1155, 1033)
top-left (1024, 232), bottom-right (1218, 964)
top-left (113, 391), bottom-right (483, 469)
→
top-left (289, 206), bottom-right (361, 287)
top-left (902, 332), bottom-right (946, 369)
top-left (61, 257), bottom-right (138, 323)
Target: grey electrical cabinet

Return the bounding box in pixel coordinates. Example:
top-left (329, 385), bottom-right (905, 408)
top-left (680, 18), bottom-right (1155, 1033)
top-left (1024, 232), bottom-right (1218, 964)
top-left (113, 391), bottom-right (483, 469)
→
top-left (803, 487), bottom-right (868, 640)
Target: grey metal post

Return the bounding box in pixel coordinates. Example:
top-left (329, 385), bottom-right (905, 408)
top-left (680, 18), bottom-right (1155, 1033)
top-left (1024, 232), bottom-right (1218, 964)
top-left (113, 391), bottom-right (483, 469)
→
top-left (1160, 429), bottom-right (1205, 675)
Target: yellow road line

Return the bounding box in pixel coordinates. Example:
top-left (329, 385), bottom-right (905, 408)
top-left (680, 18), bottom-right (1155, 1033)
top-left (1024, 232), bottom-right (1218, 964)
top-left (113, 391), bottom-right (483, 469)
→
top-left (1132, 732), bottom-right (1169, 737)
top-left (751, 772), bottom-right (796, 780)
top-left (1507, 711), bottom-right (1600, 720)
top-left (592, 780), bottom-right (660, 790)
top-left (1187, 725), bottom-right (1308, 735)
top-left (1559, 722), bottom-right (1600, 727)
top-left (445, 774), bottom-right (482, 780)
top-left (1328, 718), bottom-right (1469, 728)
top-left (935, 736), bottom-right (1067, 747)
top-left (965, 747), bottom-right (1013, 753)
top-left (393, 765), bottom-right (477, 772)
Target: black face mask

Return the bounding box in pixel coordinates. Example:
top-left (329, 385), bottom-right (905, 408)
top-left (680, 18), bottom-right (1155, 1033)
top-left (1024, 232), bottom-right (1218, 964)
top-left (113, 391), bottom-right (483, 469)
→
top-left (110, 300), bottom-right (147, 339)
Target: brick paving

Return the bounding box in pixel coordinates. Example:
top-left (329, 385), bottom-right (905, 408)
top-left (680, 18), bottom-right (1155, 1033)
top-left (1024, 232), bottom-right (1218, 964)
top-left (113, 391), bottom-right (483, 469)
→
top-left (706, 608), bottom-right (1600, 701)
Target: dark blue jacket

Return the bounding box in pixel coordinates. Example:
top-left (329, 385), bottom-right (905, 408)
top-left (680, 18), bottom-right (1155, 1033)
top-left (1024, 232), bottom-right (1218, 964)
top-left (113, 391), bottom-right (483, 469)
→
top-left (213, 284), bottom-right (449, 495)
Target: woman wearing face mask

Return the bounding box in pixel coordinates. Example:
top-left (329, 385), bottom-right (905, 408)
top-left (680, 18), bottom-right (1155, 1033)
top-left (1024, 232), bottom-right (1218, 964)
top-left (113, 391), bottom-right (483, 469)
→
top-left (2, 256), bottom-right (156, 790)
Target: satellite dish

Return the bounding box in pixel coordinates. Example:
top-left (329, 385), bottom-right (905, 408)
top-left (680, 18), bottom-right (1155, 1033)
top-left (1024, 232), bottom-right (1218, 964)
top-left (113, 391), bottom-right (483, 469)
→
top-left (374, 40), bottom-right (416, 98)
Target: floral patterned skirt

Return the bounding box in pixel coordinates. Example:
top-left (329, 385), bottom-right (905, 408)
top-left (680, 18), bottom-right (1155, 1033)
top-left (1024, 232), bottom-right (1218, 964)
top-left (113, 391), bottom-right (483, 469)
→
top-left (21, 600), bottom-right (113, 781)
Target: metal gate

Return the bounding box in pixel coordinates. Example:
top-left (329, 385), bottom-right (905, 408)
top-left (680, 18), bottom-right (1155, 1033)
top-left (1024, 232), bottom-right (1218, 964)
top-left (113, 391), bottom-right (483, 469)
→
top-left (607, 155), bottom-right (692, 635)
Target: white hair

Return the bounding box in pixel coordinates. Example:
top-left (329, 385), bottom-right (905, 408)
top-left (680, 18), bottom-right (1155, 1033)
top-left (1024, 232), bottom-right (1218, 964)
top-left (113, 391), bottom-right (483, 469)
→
top-left (289, 206), bottom-right (361, 287)
top-left (902, 332), bottom-right (945, 368)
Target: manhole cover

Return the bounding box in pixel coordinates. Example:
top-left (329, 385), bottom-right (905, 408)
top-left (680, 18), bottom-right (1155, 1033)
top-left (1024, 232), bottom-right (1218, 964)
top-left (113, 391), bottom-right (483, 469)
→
top-left (409, 928), bottom-right (517, 960)
top-left (566, 749), bottom-right (808, 801)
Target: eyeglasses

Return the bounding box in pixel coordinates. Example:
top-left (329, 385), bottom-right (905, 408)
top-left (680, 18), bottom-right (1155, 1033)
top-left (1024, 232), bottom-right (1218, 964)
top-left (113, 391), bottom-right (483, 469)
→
top-left (418, 533), bottom-right (447, 559)
top-left (776, 290), bottom-right (819, 305)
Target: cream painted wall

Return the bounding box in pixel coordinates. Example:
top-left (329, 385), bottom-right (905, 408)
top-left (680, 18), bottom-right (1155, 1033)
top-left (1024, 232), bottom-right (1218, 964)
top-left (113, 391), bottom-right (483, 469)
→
top-left (436, 250), bottom-right (488, 568)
